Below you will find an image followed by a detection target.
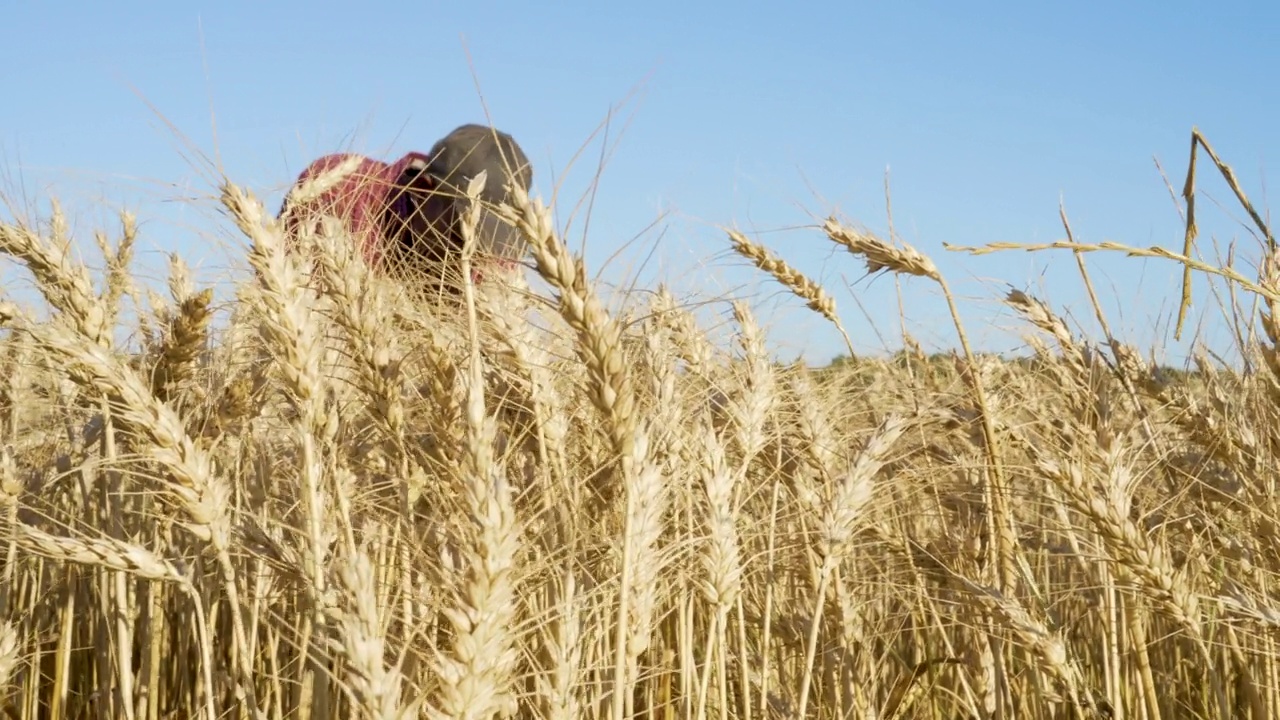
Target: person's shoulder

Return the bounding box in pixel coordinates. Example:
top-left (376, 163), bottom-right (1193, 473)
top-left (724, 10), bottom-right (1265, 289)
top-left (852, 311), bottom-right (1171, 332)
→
top-left (388, 151), bottom-right (434, 175)
top-left (295, 152), bottom-right (385, 180)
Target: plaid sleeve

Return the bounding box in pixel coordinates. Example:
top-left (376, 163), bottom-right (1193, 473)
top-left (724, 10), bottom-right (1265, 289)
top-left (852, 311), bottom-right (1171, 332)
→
top-left (282, 152), bottom-right (400, 265)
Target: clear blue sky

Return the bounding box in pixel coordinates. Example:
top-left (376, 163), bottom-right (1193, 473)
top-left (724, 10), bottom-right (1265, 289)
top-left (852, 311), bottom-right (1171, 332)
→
top-left (2, 1), bottom-right (1277, 367)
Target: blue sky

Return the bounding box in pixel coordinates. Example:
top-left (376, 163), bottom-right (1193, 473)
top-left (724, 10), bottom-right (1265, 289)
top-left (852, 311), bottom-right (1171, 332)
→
top-left (2, 1), bottom-right (1277, 367)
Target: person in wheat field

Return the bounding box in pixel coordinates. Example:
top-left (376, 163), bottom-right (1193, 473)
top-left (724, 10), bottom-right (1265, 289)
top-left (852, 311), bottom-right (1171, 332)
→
top-left (278, 123), bottom-right (534, 294)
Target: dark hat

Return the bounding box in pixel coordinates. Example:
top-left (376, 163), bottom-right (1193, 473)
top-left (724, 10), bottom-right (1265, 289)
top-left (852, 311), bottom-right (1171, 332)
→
top-left (424, 124), bottom-right (534, 260)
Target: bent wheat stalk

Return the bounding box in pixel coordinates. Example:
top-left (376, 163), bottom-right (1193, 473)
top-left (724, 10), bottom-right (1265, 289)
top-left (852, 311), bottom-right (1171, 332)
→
top-left (727, 228), bottom-right (857, 359)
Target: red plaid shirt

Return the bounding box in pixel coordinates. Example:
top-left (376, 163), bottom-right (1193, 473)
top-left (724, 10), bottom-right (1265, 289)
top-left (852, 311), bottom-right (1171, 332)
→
top-left (281, 151), bottom-right (432, 267)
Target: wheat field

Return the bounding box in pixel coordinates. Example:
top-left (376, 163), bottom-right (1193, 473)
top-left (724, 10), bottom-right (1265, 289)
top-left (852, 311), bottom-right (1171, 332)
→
top-left (0, 135), bottom-right (1277, 720)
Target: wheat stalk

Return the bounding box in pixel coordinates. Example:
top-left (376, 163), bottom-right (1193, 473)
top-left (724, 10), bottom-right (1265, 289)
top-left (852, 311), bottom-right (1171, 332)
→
top-left (727, 229), bottom-right (857, 359)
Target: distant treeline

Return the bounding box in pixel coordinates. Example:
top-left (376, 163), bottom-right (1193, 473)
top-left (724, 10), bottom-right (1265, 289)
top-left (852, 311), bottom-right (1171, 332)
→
top-left (820, 350), bottom-right (1202, 384)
